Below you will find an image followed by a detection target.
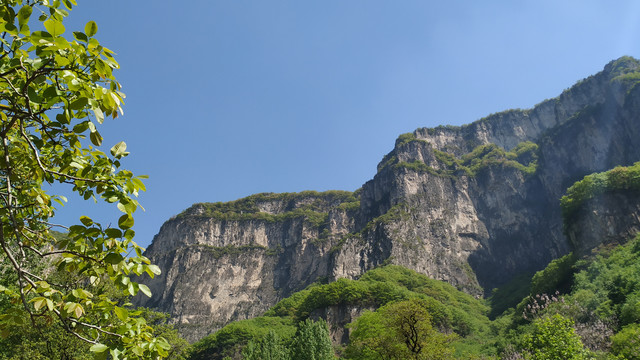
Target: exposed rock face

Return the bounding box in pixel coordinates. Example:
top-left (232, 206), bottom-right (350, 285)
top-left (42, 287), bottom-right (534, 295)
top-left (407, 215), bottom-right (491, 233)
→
top-left (566, 191), bottom-right (640, 254)
top-left (309, 305), bottom-right (374, 345)
top-left (137, 57), bottom-right (640, 341)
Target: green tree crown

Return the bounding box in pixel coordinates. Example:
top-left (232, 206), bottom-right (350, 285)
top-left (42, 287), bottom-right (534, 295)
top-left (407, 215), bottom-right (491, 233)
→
top-left (0, 0), bottom-right (168, 358)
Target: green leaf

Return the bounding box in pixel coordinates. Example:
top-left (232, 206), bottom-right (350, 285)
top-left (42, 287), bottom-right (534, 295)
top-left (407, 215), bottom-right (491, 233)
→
top-left (147, 264), bottom-right (161, 276)
top-left (46, 299), bottom-right (54, 311)
top-left (17, 5), bottom-right (32, 28)
top-left (73, 121), bottom-right (90, 133)
top-left (31, 297), bottom-right (46, 311)
top-left (131, 346), bottom-right (144, 356)
top-left (138, 284), bottom-right (152, 297)
top-left (85, 20), bottom-right (98, 37)
top-left (79, 215), bottom-right (93, 226)
top-left (124, 229), bottom-right (135, 240)
top-left (105, 228), bottom-right (122, 238)
top-left (110, 141), bottom-right (128, 158)
top-left (118, 214), bottom-right (134, 229)
top-left (73, 31), bottom-right (88, 42)
top-left (90, 131), bottom-right (103, 146)
top-left (93, 107), bottom-right (105, 123)
top-left (127, 282), bottom-right (136, 296)
top-left (114, 306), bottom-right (128, 321)
top-left (90, 344), bottom-right (109, 353)
top-left (103, 253), bottom-right (124, 264)
top-left (132, 178), bottom-right (146, 192)
top-left (43, 19), bottom-right (65, 36)
top-left (70, 97), bottom-right (88, 110)
top-left (72, 288), bottom-right (92, 299)
top-left (64, 302), bottom-right (84, 318)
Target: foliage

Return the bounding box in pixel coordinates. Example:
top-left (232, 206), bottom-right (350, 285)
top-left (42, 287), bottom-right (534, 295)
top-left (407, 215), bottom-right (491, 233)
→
top-left (0, 0), bottom-right (168, 357)
top-left (381, 140), bottom-right (539, 178)
top-left (529, 253), bottom-right (576, 297)
top-left (0, 315), bottom-right (92, 359)
top-left (0, 257), bottom-right (187, 360)
top-left (570, 234), bottom-right (640, 324)
top-left (188, 317), bottom-right (296, 360)
top-left (560, 162), bottom-right (640, 225)
top-left (489, 233), bottom-right (640, 358)
top-left (609, 56), bottom-right (640, 92)
top-left (289, 318), bottom-right (335, 360)
top-left (265, 265), bottom-right (490, 338)
top-left (395, 132), bottom-right (418, 146)
top-left (610, 323), bottom-right (640, 360)
top-left (139, 309), bottom-right (191, 360)
top-left (191, 265), bottom-right (492, 359)
top-left (241, 330), bottom-right (289, 360)
top-left (189, 236), bottom-right (640, 359)
top-left (520, 314), bottom-right (590, 360)
top-left (176, 191), bottom-right (359, 231)
top-left (488, 271), bottom-right (534, 319)
top-left (345, 299), bottom-right (456, 360)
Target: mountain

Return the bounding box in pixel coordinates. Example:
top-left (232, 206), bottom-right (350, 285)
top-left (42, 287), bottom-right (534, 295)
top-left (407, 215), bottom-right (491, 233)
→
top-left (136, 56), bottom-right (640, 342)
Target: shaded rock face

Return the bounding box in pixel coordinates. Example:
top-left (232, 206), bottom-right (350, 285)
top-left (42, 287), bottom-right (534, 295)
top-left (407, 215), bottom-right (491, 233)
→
top-left (566, 191), bottom-right (640, 255)
top-left (137, 57), bottom-right (640, 341)
top-left (309, 305), bottom-right (374, 345)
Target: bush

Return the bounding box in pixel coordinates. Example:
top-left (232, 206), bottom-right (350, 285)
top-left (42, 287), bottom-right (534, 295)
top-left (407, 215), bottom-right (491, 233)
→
top-left (520, 314), bottom-right (590, 360)
top-left (610, 323), bottom-right (640, 360)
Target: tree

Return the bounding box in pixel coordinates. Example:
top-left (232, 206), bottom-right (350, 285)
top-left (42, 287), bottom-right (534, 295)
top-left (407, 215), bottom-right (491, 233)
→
top-left (520, 314), bottom-right (590, 360)
top-left (0, 0), bottom-right (168, 358)
top-left (346, 299), bottom-right (456, 360)
top-left (610, 323), bottom-right (640, 360)
top-left (289, 318), bottom-right (335, 360)
top-left (241, 330), bottom-right (289, 360)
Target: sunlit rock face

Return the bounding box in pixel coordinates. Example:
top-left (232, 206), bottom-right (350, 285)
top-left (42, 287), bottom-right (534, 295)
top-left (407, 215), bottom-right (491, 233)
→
top-left (136, 57), bottom-right (640, 341)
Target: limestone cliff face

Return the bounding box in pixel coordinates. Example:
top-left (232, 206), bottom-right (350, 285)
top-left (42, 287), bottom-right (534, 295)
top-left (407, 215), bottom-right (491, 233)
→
top-left (137, 57), bottom-right (640, 341)
top-left (137, 192), bottom-right (359, 341)
top-left (566, 191), bottom-right (640, 255)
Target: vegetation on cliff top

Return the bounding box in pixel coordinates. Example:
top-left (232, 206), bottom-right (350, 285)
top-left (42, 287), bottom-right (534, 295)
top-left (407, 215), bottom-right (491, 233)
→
top-left (608, 56), bottom-right (640, 91)
top-left (378, 136), bottom-right (539, 178)
top-left (560, 161), bottom-right (640, 225)
top-left (176, 190), bottom-right (358, 228)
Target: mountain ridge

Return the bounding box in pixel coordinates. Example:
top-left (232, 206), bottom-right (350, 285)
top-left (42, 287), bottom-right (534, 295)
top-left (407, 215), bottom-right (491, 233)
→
top-left (136, 56), bottom-right (640, 342)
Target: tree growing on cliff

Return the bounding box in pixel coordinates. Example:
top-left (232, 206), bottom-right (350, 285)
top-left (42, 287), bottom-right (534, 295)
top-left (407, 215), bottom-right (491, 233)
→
top-left (0, 0), bottom-right (167, 358)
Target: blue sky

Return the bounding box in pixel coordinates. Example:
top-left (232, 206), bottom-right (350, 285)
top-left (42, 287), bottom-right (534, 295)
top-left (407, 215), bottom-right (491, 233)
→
top-left (53, 1), bottom-right (640, 249)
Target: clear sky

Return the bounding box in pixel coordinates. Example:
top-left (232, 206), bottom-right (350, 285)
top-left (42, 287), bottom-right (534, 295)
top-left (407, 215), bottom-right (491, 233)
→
top-left (51, 1), bottom-right (640, 249)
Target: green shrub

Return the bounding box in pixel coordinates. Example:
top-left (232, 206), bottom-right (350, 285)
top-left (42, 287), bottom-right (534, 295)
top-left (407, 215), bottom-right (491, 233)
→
top-left (520, 314), bottom-right (590, 360)
top-left (610, 323), bottom-right (640, 360)
top-left (530, 253), bottom-right (577, 296)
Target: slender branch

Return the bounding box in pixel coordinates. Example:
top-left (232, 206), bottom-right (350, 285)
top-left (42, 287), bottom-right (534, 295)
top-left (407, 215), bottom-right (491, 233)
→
top-left (25, 245), bottom-right (103, 264)
top-left (19, 120), bottom-right (110, 184)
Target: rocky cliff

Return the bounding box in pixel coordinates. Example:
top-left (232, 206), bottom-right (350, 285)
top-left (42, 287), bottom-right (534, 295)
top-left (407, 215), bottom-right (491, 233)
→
top-left (136, 57), bottom-right (640, 341)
